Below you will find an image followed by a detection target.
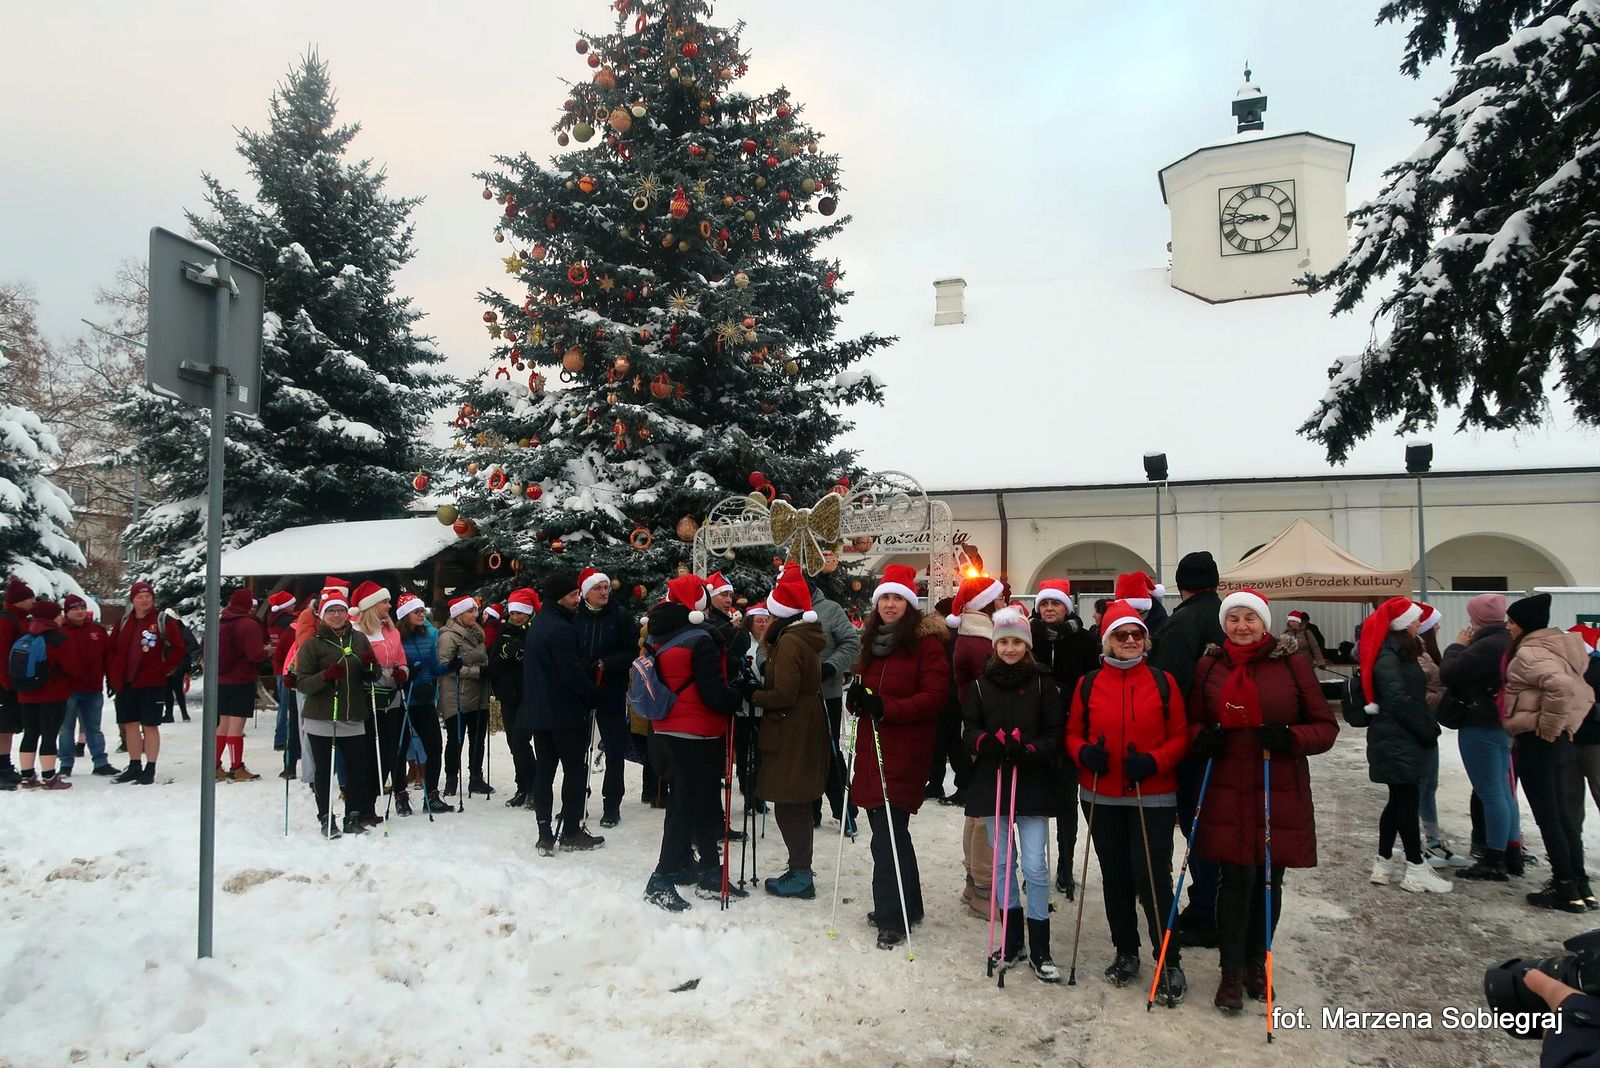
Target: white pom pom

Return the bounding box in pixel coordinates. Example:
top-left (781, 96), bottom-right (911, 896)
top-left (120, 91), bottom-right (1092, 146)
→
top-left (689, 610), bottom-right (705, 624)
top-left (1365, 702), bottom-right (1380, 715)
top-left (946, 614), bottom-right (961, 628)
top-left (802, 610), bottom-right (818, 623)
top-left (1152, 583), bottom-right (1167, 600)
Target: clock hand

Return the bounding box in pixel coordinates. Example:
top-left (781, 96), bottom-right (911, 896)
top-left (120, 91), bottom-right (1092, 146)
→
top-left (1223, 212), bottom-right (1272, 224)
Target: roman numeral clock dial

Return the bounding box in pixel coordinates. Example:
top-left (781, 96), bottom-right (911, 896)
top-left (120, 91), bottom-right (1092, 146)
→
top-left (1218, 180), bottom-right (1296, 255)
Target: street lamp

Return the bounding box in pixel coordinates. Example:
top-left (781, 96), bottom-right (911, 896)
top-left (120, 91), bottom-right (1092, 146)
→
top-left (1144, 452), bottom-right (1168, 589)
top-left (1406, 441), bottom-right (1433, 603)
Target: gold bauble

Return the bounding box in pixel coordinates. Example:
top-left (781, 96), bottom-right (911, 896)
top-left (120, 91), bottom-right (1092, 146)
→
top-left (608, 108), bottom-right (632, 133)
top-left (784, 359), bottom-right (799, 375)
top-left (733, 271), bottom-right (750, 288)
top-left (743, 209), bottom-right (756, 222)
top-left (508, 483), bottom-right (524, 497)
top-left (467, 462), bottom-right (480, 475)
top-left (675, 515), bottom-right (700, 541)
top-left (494, 231), bottom-right (505, 243)
top-left (754, 176), bottom-right (767, 189)
top-left (630, 103), bottom-right (647, 119)
top-left (747, 491), bottom-right (768, 509)
top-left (436, 505), bottom-right (458, 526)
top-left (801, 178), bottom-right (817, 194)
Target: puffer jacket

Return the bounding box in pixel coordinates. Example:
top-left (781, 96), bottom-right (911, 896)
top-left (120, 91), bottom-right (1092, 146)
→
top-left (294, 623), bottom-right (376, 723)
top-left (963, 659), bottom-right (1066, 818)
top-left (399, 622), bottom-right (442, 707)
top-left (1504, 628), bottom-right (1593, 742)
top-left (1440, 623), bottom-right (1513, 731)
top-left (1366, 639), bottom-right (1438, 785)
top-left (436, 618), bottom-right (489, 718)
top-left (1064, 656), bottom-right (1187, 802)
top-left (646, 602), bottom-right (742, 738)
top-left (851, 614), bottom-right (948, 814)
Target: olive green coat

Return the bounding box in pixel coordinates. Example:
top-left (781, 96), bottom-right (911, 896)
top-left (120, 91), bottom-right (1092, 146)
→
top-left (294, 624), bottom-right (376, 723)
top-left (754, 621), bottom-right (830, 804)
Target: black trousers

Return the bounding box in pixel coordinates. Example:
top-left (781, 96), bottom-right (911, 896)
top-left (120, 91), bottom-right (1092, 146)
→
top-left (444, 710), bottom-right (487, 781)
top-left (1056, 797), bottom-right (1079, 868)
top-left (1378, 782), bottom-right (1424, 863)
top-left (1176, 756), bottom-right (1220, 920)
top-left (533, 723), bottom-right (590, 832)
top-left (652, 733), bottom-right (725, 873)
top-left (1086, 802), bottom-right (1178, 963)
top-left (19, 701), bottom-right (66, 756)
top-left (309, 729), bottom-right (377, 821)
top-left (926, 695), bottom-right (973, 795)
top-left (1217, 863), bottom-right (1285, 970)
top-left (507, 724), bottom-right (537, 793)
top-left (815, 697), bottom-right (855, 822)
top-left (598, 707), bottom-right (629, 807)
top-left (377, 701), bottom-right (440, 796)
top-left (1519, 734), bottom-right (1587, 884)
top-left (866, 804), bottom-right (923, 932)
top-left (164, 668), bottom-right (189, 720)
top-left (734, 714), bottom-right (759, 801)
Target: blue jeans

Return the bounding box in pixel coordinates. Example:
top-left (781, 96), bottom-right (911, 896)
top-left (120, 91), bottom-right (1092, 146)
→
top-left (1418, 745), bottom-right (1441, 837)
top-left (982, 814), bottom-right (1051, 920)
top-left (274, 677), bottom-right (292, 748)
top-left (1459, 727), bottom-right (1519, 851)
top-left (58, 692), bottom-right (107, 772)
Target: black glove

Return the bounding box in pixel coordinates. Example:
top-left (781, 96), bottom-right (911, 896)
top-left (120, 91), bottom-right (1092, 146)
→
top-left (1190, 723), bottom-right (1225, 758)
top-left (447, 655), bottom-right (463, 674)
top-left (1077, 741), bottom-right (1110, 775)
top-left (733, 676), bottom-right (760, 702)
top-left (1123, 749), bottom-right (1158, 785)
top-left (857, 687), bottom-right (885, 723)
top-left (975, 731), bottom-right (1004, 760)
top-left (1003, 727), bottom-right (1023, 764)
top-left (1259, 724), bottom-right (1294, 754)
top-left (821, 663), bottom-right (837, 682)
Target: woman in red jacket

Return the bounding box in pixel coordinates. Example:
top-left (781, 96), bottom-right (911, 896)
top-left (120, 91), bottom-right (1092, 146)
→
top-left (17, 600), bottom-right (76, 790)
top-left (846, 565), bottom-right (949, 951)
top-left (1188, 588), bottom-right (1338, 1013)
top-left (1065, 600), bottom-right (1189, 1002)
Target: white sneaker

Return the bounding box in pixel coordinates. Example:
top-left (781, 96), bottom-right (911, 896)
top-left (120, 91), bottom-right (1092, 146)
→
top-left (1369, 856), bottom-right (1393, 885)
top-left (1401, 861), bottom-right (1454, 894)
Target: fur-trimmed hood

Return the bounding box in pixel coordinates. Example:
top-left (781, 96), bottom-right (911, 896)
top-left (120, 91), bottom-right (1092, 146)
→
top-left (1201, 633), bottom-right (1297, 661)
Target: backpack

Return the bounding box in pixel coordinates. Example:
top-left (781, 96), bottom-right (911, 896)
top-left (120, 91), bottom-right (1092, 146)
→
top-left (1342, 668), bottom-right (1370, 728)
top-left (628, 627), bottom-right (709, 722)
top-left (8, 633), bottom-right (50, 692)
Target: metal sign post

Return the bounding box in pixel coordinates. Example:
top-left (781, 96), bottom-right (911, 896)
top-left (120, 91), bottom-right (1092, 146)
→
top-left (146, 228), bottom-right (264, 960)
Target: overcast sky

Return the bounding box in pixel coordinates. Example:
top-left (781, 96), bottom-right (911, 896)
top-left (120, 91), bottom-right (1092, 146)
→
top-left (7, 1), bottom-right (1591, 473)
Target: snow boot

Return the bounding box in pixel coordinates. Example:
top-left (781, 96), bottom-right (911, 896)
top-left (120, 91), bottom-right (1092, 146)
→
top-left (988, 908), bottom-right (1025, 971)
top-left (341, 814), bottom-right (368, 836)
top-left (1177, 905), bottom-right (1218, 948)
top-left (1369, 855), bottom-right (1398, 885)
top-left (394, 791), bottom-right (413, 817)
top-left (506, 790), bottom-right (529, 808)
top-left (536, 825), bottom-right (556, 857)
top-left (135, 764), bottom-right (156, 785)
top-left (215, 764), bottom-right (228, 782)
top-left (1400, 860), bottom-right (1453, 893)
top-left (866, 909), bottom-right (923, 928)
top-left (645, 872), bottom-right (691, 912)
top-left (764, 868), bottom-right (816, 899)
top-left (425, 792), bottom-right (452, 814)
top-left (1425, 837), bottom-right (1470, 869)
top-left (1214, 966), bottom-right (1245, 1013)
top-left (468, 776), bottom-right (494, 797)
top-left (559, 826), bottom-right (605, 851)
top-left (113, 762), bottom-right (142, 784)
top-left (1026, 918), bottom-right (1062, 984)
top-left (1104, 952), bottom-right (1141, 988)
top-left (1245, 958), bottom-right (1269, 1003)
top-left (1505, 842), bottom-right (1527, 877)
top-left (1054, 860), bottom-right (1076, 901)
top-left (1156, 964), bottom-right (1188, 1006)
top-left (1457, 850), bottom-right (1509, 882)
top-left (229, 764), bottom-right (261, 782)
top-left (443, 773), bottom-right (458, 797)
top-left (600, 803), bottom-right (621, 829)
top-left (0, 763), bottom-right (19, 786)
top-left (1527, 879), bottom-right (1586, 914)
top-left (317, 815), bottom-right (342, 839)
top-left (876, 927), bottom-right (905, 951)
top-left (695, 868), bottom-right (748, 900)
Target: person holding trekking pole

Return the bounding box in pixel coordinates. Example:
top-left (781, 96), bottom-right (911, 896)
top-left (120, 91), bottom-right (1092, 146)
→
top-left (1186, 588), bottom-right (1338, 1014)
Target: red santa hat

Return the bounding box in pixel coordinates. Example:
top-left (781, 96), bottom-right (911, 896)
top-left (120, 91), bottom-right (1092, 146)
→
top-left (351, 581), bottom-right (390, 614)
top-left (1114, 572), bottom-right (1165, 612)
top-left (507, 588), bottom-right (541, 616)
top-left (1417, 604), bottom-right (1444, 635)
top-left (1286, 610), bottom-right (1307, 626)
top-left (705, 571), bottom-right (734, 598)
top-left (578, 567), bottom-right (610, 598)
top-left (448, 594), bottom-right (479, 620)
top-left (1099, 600), bottom-right (1149, 640)
top-left (394, 593), bottom-right (425, 620)
top-left (318, 587), bottom-right (349, 617)
top-left (744, 602), bottom-right (770, 618)
top-left (323, 576), bottom-right (351, 597)
top-left (1358, 597), bottom-right (1425, 712)
top-left (483, 603), bottom-right (503, 622)
top-left (666, 574), bottom-right (709, 624)
top-left (1219, 588), bottom-right (1272, 632)
top-left (871, 564), bottom-right (919, 607)
top-left (1034, 579), bottom-right (1073, 609)
top-left (766, 562), bottom-right (817, 623)
top-left (267, 590), bottom-right (298, 615)
top-left (1569, 624), bottom-right (1600, 653)
top-left (946, 574), bottom-right (1006, 628)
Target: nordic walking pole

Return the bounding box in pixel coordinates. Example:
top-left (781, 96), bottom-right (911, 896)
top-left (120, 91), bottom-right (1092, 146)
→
top-left (381, 681), bottom-right (417, 824)
top-left (1130, 746), bottom-right (1164, 1002)
top-left (826, 705), bottom-right (859, 938)
top-left (1264, 747), bottom-right (1276, 1044)
top-left (985, 749), bottom-right (1004, 977)
top-left (1067, 770), bottom-right (1100, 986)
top-left (996, 759), bottom-right (1021, 988)
top-left (720, 723), bottom-right (734, 909)
top-left (453, 675), bottom-right (465, 814)
top-left (1149, 756), bottom-right (1214, 1010)
top-left (869, 710), bottom-right (915, 962)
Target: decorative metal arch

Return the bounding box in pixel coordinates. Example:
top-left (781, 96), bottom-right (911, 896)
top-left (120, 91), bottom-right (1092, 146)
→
top-left (692, 470), bottom-right (967, 607)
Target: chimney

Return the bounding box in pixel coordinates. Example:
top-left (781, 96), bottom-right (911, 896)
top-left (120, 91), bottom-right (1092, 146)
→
top-left (933, 277), bottom-right (966, 326)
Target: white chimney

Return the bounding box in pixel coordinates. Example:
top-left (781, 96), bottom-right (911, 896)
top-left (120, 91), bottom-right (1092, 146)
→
top-left (933, 277), bottom-right (966, 326)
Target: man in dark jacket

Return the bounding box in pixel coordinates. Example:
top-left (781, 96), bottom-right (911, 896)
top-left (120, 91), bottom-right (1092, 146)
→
top-left (488, 588), bottom-right (539, 808)
top-left (1149, 550), bottom-right (1228, 947)
top-left (523, 572), bottom-right (603, 855)
top-left (572, 568), bottom-right (636, 828)
top-left (1030, 580), bottom-right (1097, 899)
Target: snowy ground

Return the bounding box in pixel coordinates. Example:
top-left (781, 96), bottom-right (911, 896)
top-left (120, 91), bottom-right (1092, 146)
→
top-left (2, 715), bottom-right (1595, 1068)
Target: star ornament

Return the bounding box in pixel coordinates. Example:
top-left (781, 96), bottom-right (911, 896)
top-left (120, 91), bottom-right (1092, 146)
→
top-left (503, 254), bottom-right (524, 274)
top-left (715, 319), bottom-right (743, 345)
top-left (668, 288), bottom-right (698, 313)
top-left (597, 274), bottom-right (616, 293)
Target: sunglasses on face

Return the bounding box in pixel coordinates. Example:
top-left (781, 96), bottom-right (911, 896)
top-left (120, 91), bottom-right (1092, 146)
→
top-left (1110, 629), bottom-right (1145, 643)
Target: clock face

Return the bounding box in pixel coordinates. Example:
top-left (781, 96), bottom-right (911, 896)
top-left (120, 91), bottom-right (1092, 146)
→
top-left (1218, 180), bottom-right (1297, 255)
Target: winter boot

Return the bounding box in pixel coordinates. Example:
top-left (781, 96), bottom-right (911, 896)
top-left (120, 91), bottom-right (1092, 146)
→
top-left (506, 790), bottom-right (528, 808)
top-left (1156, 964), bottom-right (1188, 1007)
top-left (93, 763), bottom-right (119, 777)
top-left (1400, 860), bottom-right (1453, 894)
top-left (764, 868), bottom-right (816, 899)
top-left (645, 872), bottom-right (691, 912)
top-left (876, 927), bottom-right (905, 951)
top-left (443, 773), bottom-right (458, 797)
top-left (229, 764), bottom-right (261, 782)
top-left (136, 763), bottom-right (156, 785)
top-left (1026, 918), bottom-right (1062, 983)
top-left (1214, 966), bottom-right (1245, 1013)
top-left (341, 814), bottom-right (368, 836)
top-left (1505, 842), bottom-right (1527, 877)
top-left (423, 792), bottom-right (451, 814)
top-left (1104, 952), bottom-right (1141, 987)
top-left (317, 815), bottom-right (342, 839)
top-left (1055, 860), bottom-right (1076, 901)
top-left (866, 908), bottom-right (923, 928)
top-left (1245, 958), bottom-right (1269, 1002)
top-left (1425, 837), bottom-right (1470, 869)
top-left (990, 907), bottom-right (1025, 969)
top-left (0, 762), bottom-right (20, 786)
top-left (695, 867), bottom-right (748, 900)
top-left (468, 776), bottom-right (494, 797)
top-left (1457, 849), bottom-right (1510, 882)
top-left (394, 791), bottom-right (413, 817)
top-left (1526, 879), bottom-right (1586, 913)
top-left (1177, 905), bottom-right (1218, 948)
top-left (112, 762), bottom-right (143, 784)
top-left (1580, 880), bottom-right (1600, 912)
top-left (965, 880), bottom-right (992, 920)
top-left (600, 803), bottom-right (621, 829)
top-left (536, 825), bottom-right (556, 857)
top-left (559, 825), bottom-right (606, 851)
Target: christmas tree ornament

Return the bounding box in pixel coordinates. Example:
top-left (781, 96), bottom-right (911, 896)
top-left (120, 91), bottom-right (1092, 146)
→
top-left (681, 42), bottom-right (698, 58)
top-left (669, 187), bottom-right (690, 218)
top-left (594, 69), bottom-right (617, 91)
top-left (481, 187), bottom-right (494, 200)
top-left (754, 176), bottom-right (767, 189)
top-left (551, 538), bottom-right (565, 553)
top-left (818, 196), bottom-right (837, 216)
top-left (651, 372), bottom-right (672, 398)
top-left (630, 102), bottom-right (647, 119)
top-left (467, 462), bottom-right (480, 475)
top-left (412, 472), bottom-right (430, 492)
top-left (573, 121), bottom-right (595, 142)
top-left (488, 552), bottom-right (504, 570)
top-left (608, 108), bottom-right (632, 133)
top-left (632, 194), bottom-right (650, 212)
top-left (577, 175), bottom-right (598, 194)
top-left (486, 469), bottom-right (508, 491)
top-left (557, 132), bottom-right (570, 147)
top-left (743, 209), bottom-right (756, 222)
top-left (765, 155), bottom-right (778, 169)
top-left (675, 515), bottom-right (700, 541)
top-left (776, 103), bottom-right (791, 119)
top-left (723, 549), bottom-right (735, 560)
top-left (677, 563), bottom-right (692, 577)
top-left (567, 263), bottom-right (590, 286)
top-left (562, 347), bottom-right (586, 373)
top-left (632, 583), bottom-right (647, 600)
top-left (576, 39), bottom-right (589, 53)
top-left (509, 482), bottom-right (524, 497)
top-left (801, 178), bottom-right (817, 194)
top-left (482, 310), bottom-right (497, 323)
top-left (784, 359), bottom-right (799, 375)
top-left (494, 231), bottom-right (505, 243)
top-left (733, 270), bottom-right (750, 288)
top-left (629, 525), bottom-right (653, 550)
top-left (525, 485), bottom-right (543, 500)
top-left (453, 518), bottom-right (474, 538)
top-left (511, 558), bottom-right (523, 572)
top-left (613, 354), bottom-right (631, 376)
top-left (851, 579), bottom-right (863, 592)
top-left (529, 371), bottom-right (546, 394)
top-left (779, 189), bottom-right (791, 203)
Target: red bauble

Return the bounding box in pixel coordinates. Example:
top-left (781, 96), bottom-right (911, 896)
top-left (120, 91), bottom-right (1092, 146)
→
top-left (742, 139), bottom-right (757, 154)
top-left (482, 311), bottom-right (496, 323)
top-left (587, 54), bottom-right (601, 68)
top-left (525, 485), bottom-right (543, 501)
top-left (818, 196), bottom-right (837, 216)
top-left (779, 189), bottom-right (791, 202)
top-left (688, 144), bottom-right (702, 158)
top-left (776, 104), bottom-right (791, 119)
top-left (765, 156), bottom-right (778, 169)
top-left (576, 39), bottom-right (589, 53)
top-left (453, 519), bottom-right (472, 537)
top-left (837, 476), bottom-right (851, 489)
top-left (412, 473), bottom-right (429, 492)
top-left (481, 187), bottom-right (493, 200)
top-left (748, 471), bottom-right (766, 489)
top-left (681, 42), bottom-right (698, 58)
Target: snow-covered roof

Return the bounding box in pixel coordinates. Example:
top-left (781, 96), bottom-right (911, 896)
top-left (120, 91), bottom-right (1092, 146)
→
top-left (220, 517), bottom-right (459, 577)
top-left (838, 267), bottom-right (1599, 492)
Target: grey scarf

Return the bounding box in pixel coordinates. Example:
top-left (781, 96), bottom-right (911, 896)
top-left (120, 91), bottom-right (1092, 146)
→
top-left (869, 622), bottom-right (901, 659)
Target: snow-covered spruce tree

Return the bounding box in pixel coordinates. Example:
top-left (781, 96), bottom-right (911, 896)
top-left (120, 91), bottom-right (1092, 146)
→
top-left (1302, 0), bottom-right (1599, 462)
top-left (444, 0), bottom-right (889, 603)
top-left (118, 53), bottom-right (450, 613)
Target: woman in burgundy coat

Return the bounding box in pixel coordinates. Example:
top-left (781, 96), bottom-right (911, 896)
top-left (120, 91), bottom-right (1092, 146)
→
top-left (1188, 589), bottom-right (1338, 1014)
top-left (847, 565), bottom-right (949, 950)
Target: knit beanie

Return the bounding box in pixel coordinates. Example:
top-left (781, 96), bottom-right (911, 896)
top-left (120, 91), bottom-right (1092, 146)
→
top-left (63, 593), bottom-right (87, 613)
top-left (990, 606), bottom-right (1033, 648)
top-left (1467, 593), bottom-right (1508, 627)
top-left (1507, 593), bottom-right (1551, 633)
top-left (30, 600), bottom-right (60, 622)
top-left (5, 577), bottom-right (35, 605)
top-left (1175, 551), bottom-right (1219, 591)
top-left (541, 571), bottom-right (580, 604)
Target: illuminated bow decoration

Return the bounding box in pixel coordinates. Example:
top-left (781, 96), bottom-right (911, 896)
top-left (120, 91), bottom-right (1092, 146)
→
top-left (768, 493), bottom-right (843, 575)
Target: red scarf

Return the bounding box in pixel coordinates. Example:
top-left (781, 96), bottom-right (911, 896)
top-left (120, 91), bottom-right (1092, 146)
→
top-left (1218, 637), bottom-right (1274, 729)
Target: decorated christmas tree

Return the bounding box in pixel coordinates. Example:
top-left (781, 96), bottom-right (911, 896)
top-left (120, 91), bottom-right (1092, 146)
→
top-left (119, 53), bottom-right (450, 613)
top-left (441, 0), bottom-right (889, 603)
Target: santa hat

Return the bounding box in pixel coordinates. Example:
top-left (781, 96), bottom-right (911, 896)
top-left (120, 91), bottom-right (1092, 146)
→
top-left (1358, 597), bottom-right (1424, 712)
top-left (268, 590), bottom-right (298, 615)
top-left (448, 594), bottom-right (478, 620)
top-left (1034, 579), bottom-right (1073, 609)
top-left (705, 571), bottom-right (734, 598)
top-left (507, 588), bottom-right (541, 616)
top-left (767, 562), bottom-right (818, 623)
top-left (394, 593), bottom-right (425, 620)
top-left (323, 576), bottom-right (351, 597)
top-left (318, 587), bottom-right (348, 617)
top-left (1099, 600), bottom-right (1149, 640)
top-left (946, 574), bottom-right (1006, 628)
top-left (1219, 588), bottom-right (1272, 632)
top-left (578, 567), bottom-right (610, 598)
top-left (1418, 604), bottom-right (1443, 635)
top-left (872, 564), bottom-right (919, 607)
top-left (990, 606), bottom-right (1033, 648)
top-left (483, 603), bottom-right (503, 622)
top-left (744, 603), bottom-right (770, 618)
top-left (351, 581), bottom-right (390, 614)
top-left (1286, 610), bottom-right (1307, 626)
top-left (666, 574), bottom-right (709, 624)
top-left (1114, 572), bottom-right (1165, 612)
top-left (1569, 624), bottom-right (1600, 654)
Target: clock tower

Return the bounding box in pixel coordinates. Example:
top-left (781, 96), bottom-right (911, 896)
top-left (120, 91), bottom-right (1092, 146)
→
top-left (1158, 69), bottom-right (1354, 303)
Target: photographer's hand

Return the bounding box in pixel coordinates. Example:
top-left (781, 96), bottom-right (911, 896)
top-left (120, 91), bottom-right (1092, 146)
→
top-left (1524, 968), bottom-right (1581, 1012)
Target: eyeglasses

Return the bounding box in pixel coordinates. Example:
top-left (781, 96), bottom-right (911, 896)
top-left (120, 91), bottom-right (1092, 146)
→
top-left (1109, 629), bottom-right (1146, 643)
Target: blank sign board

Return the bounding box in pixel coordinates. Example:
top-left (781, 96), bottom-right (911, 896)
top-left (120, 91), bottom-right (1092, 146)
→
top-left (146, 227), bottom-right (265, 416)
